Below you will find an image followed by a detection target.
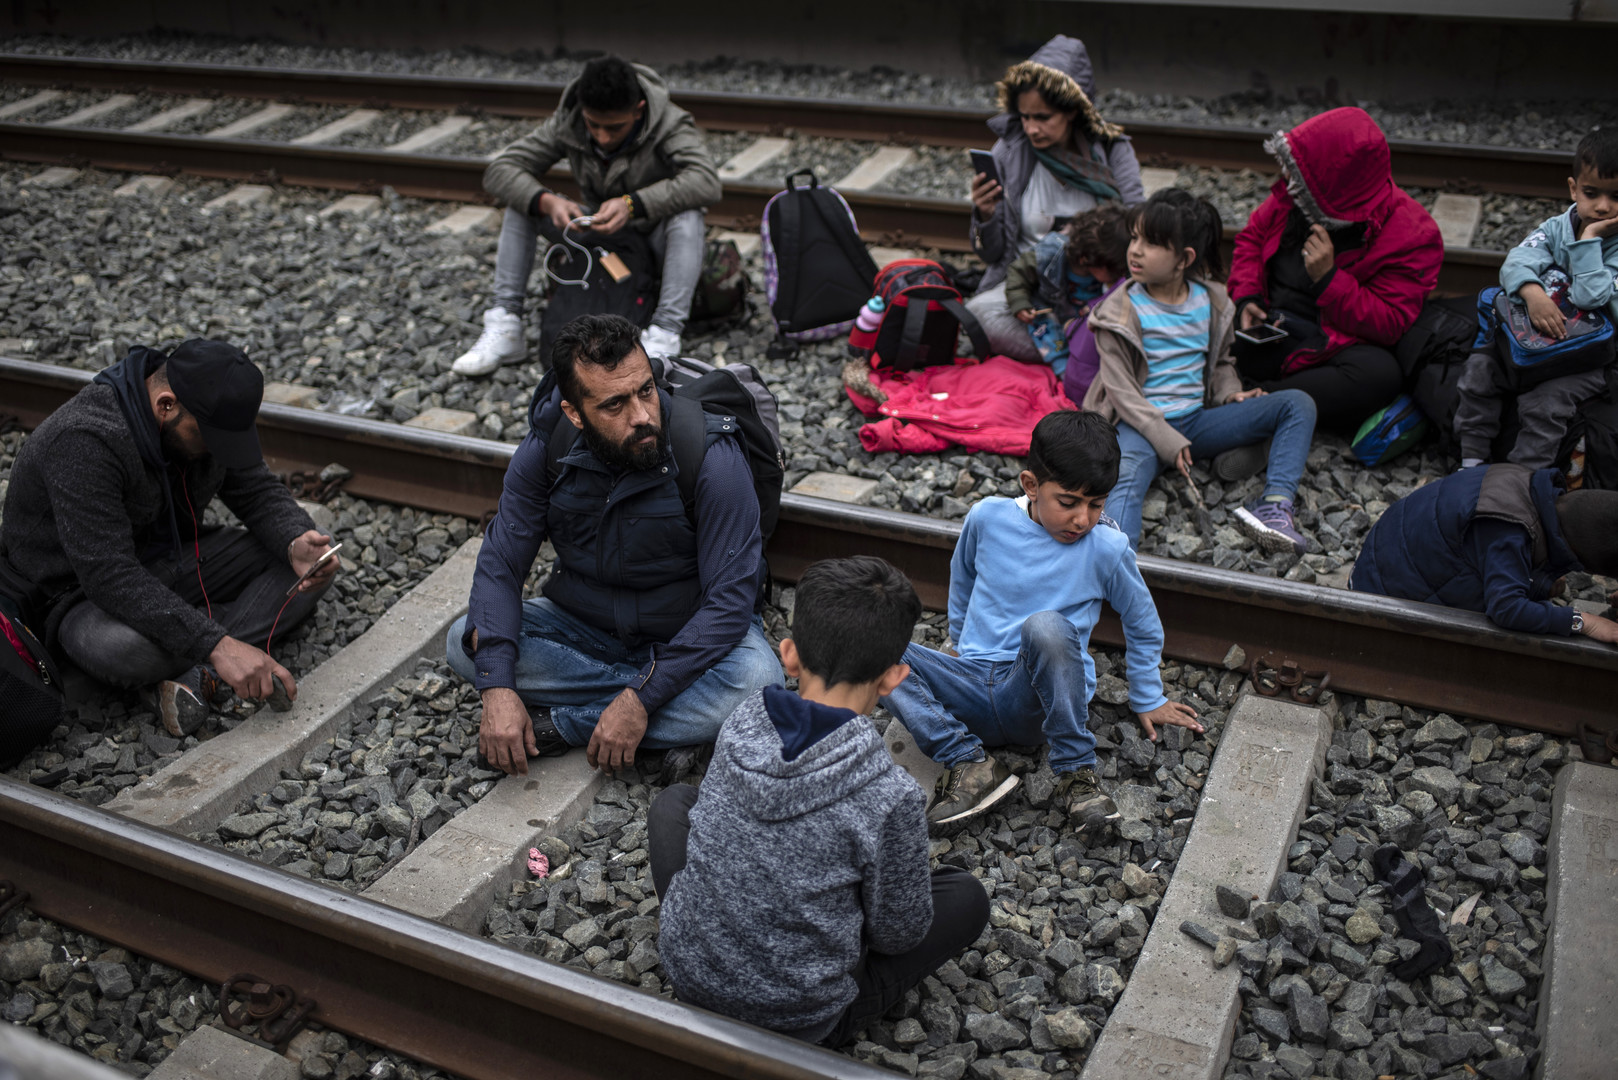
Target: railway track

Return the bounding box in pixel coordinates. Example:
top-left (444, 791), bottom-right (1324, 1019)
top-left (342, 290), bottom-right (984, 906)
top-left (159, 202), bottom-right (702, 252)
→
top-left (0, 54), bottom-right (1536, 293)
top-left (6, 354), bottom-right (1613, 737)
top-left (0, 54), bottom-right (1575, 200)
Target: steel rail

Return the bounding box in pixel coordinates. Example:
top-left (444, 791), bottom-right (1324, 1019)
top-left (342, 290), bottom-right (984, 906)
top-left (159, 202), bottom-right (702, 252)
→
top-left (0, 53), bottom-right (1573, 199)
top-left (0, 779), bottom-right (886, 1080)
top-left (0, 121), bottom-right (1505, 292)
top-left (5, 356), bottom-right (1612, 736)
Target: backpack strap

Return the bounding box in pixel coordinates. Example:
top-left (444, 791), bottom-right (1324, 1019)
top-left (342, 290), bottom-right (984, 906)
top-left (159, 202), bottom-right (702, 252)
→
top-left (896, 293), bottom-right (931, 368)
top-left (942, 297), bottom-right (992, 359)
top-left (668, 393), bottom-right (709, 520)
top-left (810, 186), bottom-right (880, 284)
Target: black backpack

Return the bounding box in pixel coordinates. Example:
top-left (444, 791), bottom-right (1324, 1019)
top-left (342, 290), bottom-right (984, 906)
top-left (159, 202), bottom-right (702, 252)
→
top-left (762, 169), bottom-right (880, 346)
top-left (530, 356), bottom-right (785, 541)
top-left (1557, 370), bottom-right (1618, 491)
top-left (0, 596), bottom-right (62, 768)
top-left (538, 226), bottom-right (658, 366)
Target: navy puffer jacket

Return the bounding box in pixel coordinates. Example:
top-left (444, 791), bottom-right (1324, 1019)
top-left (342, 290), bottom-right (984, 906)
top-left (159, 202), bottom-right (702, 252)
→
top-left (1352, 465), bottom-right (1582, 634)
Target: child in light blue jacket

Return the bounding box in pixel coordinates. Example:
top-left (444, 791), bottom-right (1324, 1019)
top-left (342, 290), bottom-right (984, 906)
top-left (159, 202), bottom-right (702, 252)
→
top-left (1454, 126), bottom-right (1618, 469)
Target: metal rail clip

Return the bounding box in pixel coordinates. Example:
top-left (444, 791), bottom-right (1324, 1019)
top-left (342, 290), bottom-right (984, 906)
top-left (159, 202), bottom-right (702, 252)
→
top-left (220, 974), bottom-right (317, 1051)
top-left (0, 880), bottom-right (30, 921)
top-left (1250, 654), bottom-right (1331, 704)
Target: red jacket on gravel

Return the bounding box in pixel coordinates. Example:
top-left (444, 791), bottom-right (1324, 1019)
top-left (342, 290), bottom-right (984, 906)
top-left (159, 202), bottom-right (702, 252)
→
top-left (1226, 107), bottom-right (1442, 374)
top-left (846, 355), bottom-right (1076, 456)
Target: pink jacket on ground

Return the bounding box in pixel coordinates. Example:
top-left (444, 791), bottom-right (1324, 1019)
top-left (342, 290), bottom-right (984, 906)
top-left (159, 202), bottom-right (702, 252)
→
top-left (846, 355), bottom-right (1077, 456)
top-left (1226, 107), bottom-right (1442, 374)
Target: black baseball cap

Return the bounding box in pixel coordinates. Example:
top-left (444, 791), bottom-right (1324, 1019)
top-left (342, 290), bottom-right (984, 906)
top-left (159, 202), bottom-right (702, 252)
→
top-left (164, 340), bottom-right (265, 470)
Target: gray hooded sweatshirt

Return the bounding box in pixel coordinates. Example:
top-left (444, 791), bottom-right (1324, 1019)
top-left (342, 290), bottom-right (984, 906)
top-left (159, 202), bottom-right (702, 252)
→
top-left (658, 690), bottom-right (933, 1034)
top-left (970, 35), bottom-right (1145, 292)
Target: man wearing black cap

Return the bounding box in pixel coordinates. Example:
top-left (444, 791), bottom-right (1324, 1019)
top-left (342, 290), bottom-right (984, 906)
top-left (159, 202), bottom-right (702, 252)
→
top-left (0, 340), bottom-right (339, 741)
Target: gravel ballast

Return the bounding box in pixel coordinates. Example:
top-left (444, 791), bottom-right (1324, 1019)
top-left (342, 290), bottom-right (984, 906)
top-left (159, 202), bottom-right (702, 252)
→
top-left (0, 905), bottom-right (452, 1079)
top-left (478, 597), bottom-right (1245, 1079)
top-left (1217, 700), bottom-right (1577, 1080)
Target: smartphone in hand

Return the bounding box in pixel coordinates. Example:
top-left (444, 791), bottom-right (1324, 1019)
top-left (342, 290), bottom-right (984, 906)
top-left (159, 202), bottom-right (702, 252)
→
top-left (969, 149), bottom-right (999, 186)
top-left (285, 542), bottom-right (344, 597)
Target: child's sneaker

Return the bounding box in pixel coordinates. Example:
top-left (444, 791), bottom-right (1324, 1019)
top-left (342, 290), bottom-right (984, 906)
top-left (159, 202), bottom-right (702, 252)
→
top-left (1235, 497), bottom-right (1307, 554)
top-left (926, 754), bottom-right (1020, 835)
top-left (1055, 766), bottom-right (1117, 835)
top-left (1212, 440), bottom-right (1270, 483)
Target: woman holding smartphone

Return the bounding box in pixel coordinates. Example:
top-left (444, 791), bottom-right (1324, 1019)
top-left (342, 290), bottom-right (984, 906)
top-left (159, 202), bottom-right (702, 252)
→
top-left (965, 35), bottom-right (1145, 363)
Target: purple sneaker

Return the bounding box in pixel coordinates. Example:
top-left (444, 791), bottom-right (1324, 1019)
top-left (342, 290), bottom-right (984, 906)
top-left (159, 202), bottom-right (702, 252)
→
top-left (1236, 497), bottom-right (1307, 554)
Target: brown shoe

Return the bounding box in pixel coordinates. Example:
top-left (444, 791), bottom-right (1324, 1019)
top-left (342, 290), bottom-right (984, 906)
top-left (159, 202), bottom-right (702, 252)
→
top-left (926, 754), bottom-right (1019, 836)
top-left (1055, 766), bottom-right (1117, 835)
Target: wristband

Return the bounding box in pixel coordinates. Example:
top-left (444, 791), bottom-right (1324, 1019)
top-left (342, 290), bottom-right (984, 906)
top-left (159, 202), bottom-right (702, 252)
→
top-left (621, 193), bottom-right (636, 217)
top-left (1572, 612), bottom-right (1586, 635)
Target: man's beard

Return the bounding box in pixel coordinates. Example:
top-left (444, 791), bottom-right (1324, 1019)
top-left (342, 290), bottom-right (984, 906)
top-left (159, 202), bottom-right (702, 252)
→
top-left (159, 414), bottom-right (204, 464)
top-left (580, 412), bottom-right (665, 472)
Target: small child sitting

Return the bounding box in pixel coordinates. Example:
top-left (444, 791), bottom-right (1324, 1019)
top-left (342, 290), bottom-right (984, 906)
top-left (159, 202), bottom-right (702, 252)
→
top-left (1454, 126), bottom-right (1618, 470)
top-left (1004, 204), bottom-right (1130, 384)
top-left (1084, 187), bottom-right (1319, 554)
top-left (882, 410), bottom-right (1203, 834)
top-left (653, 556), bottom-right (990, 1045)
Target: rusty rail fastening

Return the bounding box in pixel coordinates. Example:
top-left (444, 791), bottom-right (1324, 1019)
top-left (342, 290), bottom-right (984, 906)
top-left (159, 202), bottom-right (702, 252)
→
top-left (0, 879), bottom-right (28, 922)
top-left (1249, 655), bottom-right (1332, 704)
top-left (220, 974), bottom-right (318, 1051)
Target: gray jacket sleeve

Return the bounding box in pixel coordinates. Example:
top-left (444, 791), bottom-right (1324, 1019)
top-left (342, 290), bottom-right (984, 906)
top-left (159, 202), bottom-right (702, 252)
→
top-left (483, 117), bottom-right (569, 212)
top-left (860, 784), bottom-right (935, 956)
top-left (217, 463), bottom-right (318, 563)
top-left (634, 115), bottom-right (721, 220)
top-left (1108, 137), bottom-right (1145, 207)
top-left (972, 201), bottom-right (1010, 270)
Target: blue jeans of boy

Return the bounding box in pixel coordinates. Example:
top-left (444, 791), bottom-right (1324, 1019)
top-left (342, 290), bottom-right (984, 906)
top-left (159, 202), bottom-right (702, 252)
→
top-left (882, 610), bottom-right (1096, 775)
top-left (445, 599), bottom-right (781, 748)
top-left (1106, 389), bottom-right (1317, 548)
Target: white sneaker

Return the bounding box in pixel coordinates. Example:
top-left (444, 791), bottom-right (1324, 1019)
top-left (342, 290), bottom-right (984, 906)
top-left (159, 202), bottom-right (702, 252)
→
top-left (451, 307), bottom-right (526, 376)
top-left (641, 324), bottom-right (681, 360)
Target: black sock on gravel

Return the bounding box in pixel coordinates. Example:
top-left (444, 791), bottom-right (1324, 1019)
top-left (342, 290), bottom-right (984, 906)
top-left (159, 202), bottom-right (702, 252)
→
top-left (1372, 843), bottom-right (1454, 980)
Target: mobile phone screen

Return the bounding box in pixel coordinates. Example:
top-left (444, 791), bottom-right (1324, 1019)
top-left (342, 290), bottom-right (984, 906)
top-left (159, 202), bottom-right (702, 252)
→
top-left (969, 150), bottom-right (999, 186)
top-left (285, 542), bottom-right (343, 597)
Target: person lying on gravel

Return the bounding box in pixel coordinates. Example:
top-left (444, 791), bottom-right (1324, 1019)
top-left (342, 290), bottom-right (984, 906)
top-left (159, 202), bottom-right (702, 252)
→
top-left (1352, 463), bottom-right (1618, 643)
top-left (0, 341), bottom-right (338, 742)
top-left (446, 314), bottom-right (781, 779)
top-left (1003, 203), bottom-right (1129, 388)
top-left (1086, 188), bottom-right (1318, 556)
top-left (453, 54), bottom-right (720, 375)
top-left (652, 556), bottom-right (989, 1045)
top-left (882, 410), bottom-right (1203, 836)
top-left (1454, 125), bottom-right (1618, 470)
top-left (1227, 107), bottom-right (1442, 432)
top-left (965, 34), bottom-right (1144, 363)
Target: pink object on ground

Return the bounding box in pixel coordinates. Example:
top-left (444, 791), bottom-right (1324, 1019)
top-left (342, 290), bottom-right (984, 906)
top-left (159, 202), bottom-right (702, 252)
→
top-left (845, 354), bottom-right (1077, 456)
top-left (527, 848), bottom-right (549, 878)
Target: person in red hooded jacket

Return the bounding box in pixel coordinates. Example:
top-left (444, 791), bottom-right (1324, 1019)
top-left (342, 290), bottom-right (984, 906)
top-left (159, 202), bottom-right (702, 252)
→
top-left (1227, 108), bottom-right (1443, 432)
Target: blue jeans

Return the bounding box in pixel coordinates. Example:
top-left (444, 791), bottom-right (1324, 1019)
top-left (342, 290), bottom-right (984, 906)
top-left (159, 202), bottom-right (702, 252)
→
top-left (1106, 389), bottom-right (1317, 548)
top-left (881, 610), bottom-right (1096, 775)
top-left (444, 599), bottom-right (781, 749)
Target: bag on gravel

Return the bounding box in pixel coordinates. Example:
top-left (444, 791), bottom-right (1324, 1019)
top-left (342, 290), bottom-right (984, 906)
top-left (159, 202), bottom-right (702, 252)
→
top-left (849, 258), bottom-right (991, 372)
top-left (531, 356), bottom-right (785, 541)
top-left (538, 225), bottom-right (658, 365)
top-left (1556, 370), bottom-right (1618, 492)
top-left (0, 597), bottom-right (62, 768)
top-left (686, 237), bottom-right (750, 328)
top-left (1393, 295), bottom-right (1476, 382)
top-left (1350, 393), bottom-right (1430, 466)
top-left (1478, 283), bottom-right (1616, 390)
top-left (761, 169), bottom-right (879, 347)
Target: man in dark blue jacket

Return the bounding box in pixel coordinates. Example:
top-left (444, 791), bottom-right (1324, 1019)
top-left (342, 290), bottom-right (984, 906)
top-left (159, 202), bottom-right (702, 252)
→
top-left (445, 314), bottom-right (781, 776)
top-left (1352, 463), bottom-right (1618, 642)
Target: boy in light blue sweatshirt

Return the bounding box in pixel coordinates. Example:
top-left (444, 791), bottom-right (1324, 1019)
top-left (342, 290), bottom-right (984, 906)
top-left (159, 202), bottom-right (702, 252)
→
top-left (1454, 125), bottom-right (1618, 469)
top-left (883, 410), bottom-right (1203, 835)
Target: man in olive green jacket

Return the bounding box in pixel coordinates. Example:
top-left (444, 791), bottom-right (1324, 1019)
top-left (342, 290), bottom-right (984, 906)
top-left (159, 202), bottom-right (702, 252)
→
top-left (454, 56), bottom-right (721, 376)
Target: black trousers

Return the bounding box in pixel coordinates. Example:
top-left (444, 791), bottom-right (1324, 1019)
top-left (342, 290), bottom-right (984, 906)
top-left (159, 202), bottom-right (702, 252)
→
top-left (1239, 342), bottom-right (1406, 434)
top-left (56, 525), bottom-right (327, 688)
top-left (648, 784), bottom-right (990, 1047)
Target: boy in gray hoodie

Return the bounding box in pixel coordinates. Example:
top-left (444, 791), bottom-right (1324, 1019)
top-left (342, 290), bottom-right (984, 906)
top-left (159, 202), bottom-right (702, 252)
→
top-left (652, 557), bottom-right (990, 1044)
